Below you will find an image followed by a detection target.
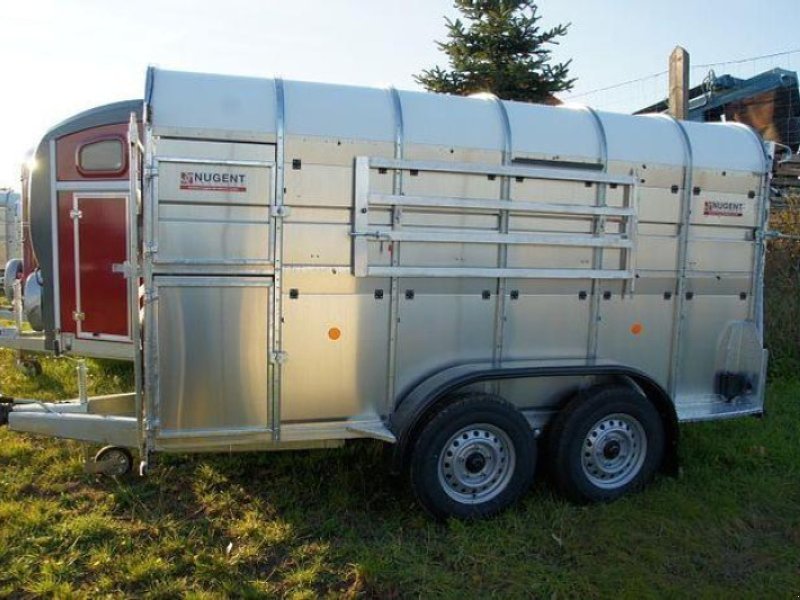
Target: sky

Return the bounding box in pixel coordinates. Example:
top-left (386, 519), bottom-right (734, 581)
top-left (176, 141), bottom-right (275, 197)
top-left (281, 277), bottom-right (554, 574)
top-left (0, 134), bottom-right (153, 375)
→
top-left (0, 0), bottom-right (798, 189)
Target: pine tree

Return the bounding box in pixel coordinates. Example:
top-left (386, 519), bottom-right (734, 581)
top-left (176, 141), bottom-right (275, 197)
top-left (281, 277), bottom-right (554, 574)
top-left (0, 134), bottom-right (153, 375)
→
top-left (415, 0), bottom-right (575, 103)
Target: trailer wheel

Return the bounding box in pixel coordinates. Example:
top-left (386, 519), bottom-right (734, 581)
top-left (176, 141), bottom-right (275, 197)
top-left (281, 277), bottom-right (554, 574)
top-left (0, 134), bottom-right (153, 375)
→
top-left (547, 386), bottom-right (665, 504)
top-left (94, 446), bottom-right (133, 477)
top-left (409, 393), bottom-right (536, 520)
top-left (17, 358), bottom-right (42, 378)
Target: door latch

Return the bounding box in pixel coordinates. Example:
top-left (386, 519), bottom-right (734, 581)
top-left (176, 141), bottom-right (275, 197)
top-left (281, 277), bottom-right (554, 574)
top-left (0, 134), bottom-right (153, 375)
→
top-left (73, 311), bottom-right (85, 322)
top-left (69, 209), bottom-right (83, 220)
top-left (112, 262), bottom-right (139, 278)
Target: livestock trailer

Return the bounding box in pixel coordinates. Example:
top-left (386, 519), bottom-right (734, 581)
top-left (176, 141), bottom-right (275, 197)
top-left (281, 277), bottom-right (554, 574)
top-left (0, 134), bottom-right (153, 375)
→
top-left (1, 68), bottom-right (773, 519)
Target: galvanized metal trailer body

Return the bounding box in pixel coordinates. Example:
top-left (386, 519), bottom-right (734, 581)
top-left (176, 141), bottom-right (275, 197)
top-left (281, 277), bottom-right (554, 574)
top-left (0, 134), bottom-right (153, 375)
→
top-left (5, 68), bottom-right (772, 517)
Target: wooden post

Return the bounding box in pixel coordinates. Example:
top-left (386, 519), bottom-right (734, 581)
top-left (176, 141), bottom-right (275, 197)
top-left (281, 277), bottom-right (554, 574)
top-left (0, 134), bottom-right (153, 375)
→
top-left (668, 46), bottom-right (690, 119)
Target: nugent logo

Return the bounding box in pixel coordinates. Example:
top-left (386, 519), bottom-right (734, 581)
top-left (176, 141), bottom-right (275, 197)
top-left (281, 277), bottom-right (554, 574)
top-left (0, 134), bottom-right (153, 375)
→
top-left (703, 200), bottom-right (744, 217)
top-left (180, 171), bottom-right (247, 192)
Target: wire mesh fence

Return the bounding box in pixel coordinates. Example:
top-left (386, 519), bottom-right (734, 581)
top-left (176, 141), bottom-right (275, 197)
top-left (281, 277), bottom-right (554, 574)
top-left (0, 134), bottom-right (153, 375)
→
top-left (766, 194), bottom-right (800, 377)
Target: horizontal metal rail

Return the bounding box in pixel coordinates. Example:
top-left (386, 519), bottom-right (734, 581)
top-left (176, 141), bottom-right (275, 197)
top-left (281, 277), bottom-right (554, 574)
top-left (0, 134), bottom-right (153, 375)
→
top-left (353, 155), bottom-right (638, 280)
top-left (55, 181), bottom-right (131, 192)
top-left (156, 426), bottom-right (272, 439)
top-left (368, 193), bottom-right (634, 217)
top-left (355, 228), bottom-right (632, 249)
top-left (152, 258), bottom-right (274, 266)
top-left (153, 276), bottom-right (274, 287)
top-left (157, 157), bottom-right (275, 168)
top-left (365, 266), bottom-right (633, 279)
top-left (368, 157), bottom-right (637, 186)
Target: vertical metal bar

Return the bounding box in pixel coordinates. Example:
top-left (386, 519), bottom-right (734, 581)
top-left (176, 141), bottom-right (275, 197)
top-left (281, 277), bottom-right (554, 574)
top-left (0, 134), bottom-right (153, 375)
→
top-left (48, 141), bottom-right (61, 338)
top-left (733, 129), bottom-right (772, 336)
top-left (623, 183), bottom-right (639, 295)
top-left (659, 115), bottom-right (694, 398)
top-left (353, 158), bottom-right (371, 277)
top-left (578, 106), bottom-right (609, 360)
top-left (76, 360), bottom-right (88, 405)
top-left (489, 95), bottom-right (512, 367)
top-left (127, 114), bottom-right (146, 465)
top-left (751, 150), bottom-right (771, 333)
top-left (385, 86), bottom-right (404, 411)
top-left (72, 195), bottom-right (82, 337)
top-left (752, 163), bottom-right (771, 336)
top-left (271, 78), bottom-right (286, 440)
top-left (144, 126), bottom-right (159, 464)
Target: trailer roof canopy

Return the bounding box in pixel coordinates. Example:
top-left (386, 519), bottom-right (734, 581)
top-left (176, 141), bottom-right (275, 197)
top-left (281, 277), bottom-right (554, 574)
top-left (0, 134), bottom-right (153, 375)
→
top-left (146, 68), bottom-right (768, 174)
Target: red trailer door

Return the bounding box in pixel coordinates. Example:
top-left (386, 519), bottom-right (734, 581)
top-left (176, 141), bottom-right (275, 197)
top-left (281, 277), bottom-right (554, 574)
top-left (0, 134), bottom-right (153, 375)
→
top-left (74, 193), bottom-right (130, 340)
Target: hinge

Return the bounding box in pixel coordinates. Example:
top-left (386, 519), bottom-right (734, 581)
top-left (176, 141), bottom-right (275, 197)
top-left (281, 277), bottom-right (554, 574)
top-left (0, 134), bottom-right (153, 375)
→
top-left (69, 209), bottom-right (83, 220)
top-left (270, 351), bottom-right (288, 365)
top-left (72, 311), bottom-right (85, 322)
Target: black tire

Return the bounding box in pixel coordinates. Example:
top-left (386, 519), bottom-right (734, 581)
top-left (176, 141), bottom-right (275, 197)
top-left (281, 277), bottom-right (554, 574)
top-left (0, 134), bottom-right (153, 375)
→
top-left (409, 393), bottom-right (537, 520)
top-left (547, 386), bottom-right (665, 504)
top-left (94, 446), bottom-right (133, 477)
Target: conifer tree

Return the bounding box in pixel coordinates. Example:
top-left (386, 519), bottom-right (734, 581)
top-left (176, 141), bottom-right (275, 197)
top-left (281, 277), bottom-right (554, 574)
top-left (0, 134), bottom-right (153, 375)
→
top-left (415, 0), bottom-right (575, 102)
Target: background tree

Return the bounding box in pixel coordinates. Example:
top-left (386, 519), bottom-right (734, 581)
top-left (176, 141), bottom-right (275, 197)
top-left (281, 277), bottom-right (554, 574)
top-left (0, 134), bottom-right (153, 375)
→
top-left (415, 0), bottom-right (575, 103)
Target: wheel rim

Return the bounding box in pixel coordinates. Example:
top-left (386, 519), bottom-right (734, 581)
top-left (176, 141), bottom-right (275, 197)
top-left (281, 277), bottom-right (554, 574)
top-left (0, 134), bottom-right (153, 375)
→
top-left (438, 423), bottom-right (516, 504)
top-left (99, 449), bottom-right (130, 476)
top-left (581, 413), bottom-right (647, 489)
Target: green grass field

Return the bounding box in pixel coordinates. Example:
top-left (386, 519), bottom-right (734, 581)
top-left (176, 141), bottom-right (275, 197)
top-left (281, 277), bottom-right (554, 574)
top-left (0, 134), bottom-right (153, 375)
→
top-left (0, 349), bottom-right (798, 598)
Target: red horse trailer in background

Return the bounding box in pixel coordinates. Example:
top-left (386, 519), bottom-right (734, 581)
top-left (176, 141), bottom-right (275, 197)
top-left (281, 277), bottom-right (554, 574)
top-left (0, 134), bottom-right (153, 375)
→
top-left (3, 100), bottom-right (141, 361)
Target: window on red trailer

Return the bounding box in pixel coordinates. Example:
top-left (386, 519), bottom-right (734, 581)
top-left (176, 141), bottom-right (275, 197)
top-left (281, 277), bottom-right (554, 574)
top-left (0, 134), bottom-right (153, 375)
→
top-left (76, 137), bottom-right (126, 177)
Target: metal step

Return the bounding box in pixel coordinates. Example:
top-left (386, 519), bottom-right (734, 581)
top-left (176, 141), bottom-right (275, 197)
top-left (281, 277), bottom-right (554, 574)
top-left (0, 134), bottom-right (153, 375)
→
top-left (676, 394), bottom-right (763, 422)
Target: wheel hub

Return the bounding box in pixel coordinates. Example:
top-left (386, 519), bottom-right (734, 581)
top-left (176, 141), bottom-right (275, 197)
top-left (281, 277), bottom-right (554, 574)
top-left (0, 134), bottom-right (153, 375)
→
top-left (465, 452), bottom-right (487, 473)
top-left (603, 440), bottom-right (621, 460)
top-left (581, 413), bottom-right (647, 489)
top-left (438, 424), bottom-right (516, 504)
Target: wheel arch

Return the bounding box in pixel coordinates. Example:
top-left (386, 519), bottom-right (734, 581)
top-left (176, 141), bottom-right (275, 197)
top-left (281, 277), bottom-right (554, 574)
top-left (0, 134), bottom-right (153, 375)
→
top-left (388, 361), bottom-right (679, 475)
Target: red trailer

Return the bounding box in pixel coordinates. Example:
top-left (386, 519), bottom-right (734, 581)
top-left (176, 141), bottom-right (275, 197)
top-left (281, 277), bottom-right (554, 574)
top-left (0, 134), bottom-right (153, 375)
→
top-left (4, 101), bottom-right (141, 361)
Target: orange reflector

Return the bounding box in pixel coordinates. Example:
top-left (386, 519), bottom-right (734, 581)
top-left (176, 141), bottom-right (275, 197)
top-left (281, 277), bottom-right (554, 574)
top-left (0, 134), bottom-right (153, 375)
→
top-left (328, 327), bottom-right (341, 341)
top-left (630, 322), bottom-right (643, 336)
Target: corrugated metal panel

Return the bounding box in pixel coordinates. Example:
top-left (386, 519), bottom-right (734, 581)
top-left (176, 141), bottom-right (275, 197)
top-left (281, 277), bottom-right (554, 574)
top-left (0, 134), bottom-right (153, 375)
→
top-left (283, 80), bottom-right (395, 142)
top-left (149, 69), bottom-right (277, 137)
top-left (147, 68), bottom-right (768, 174)
top-left (397, 90), bottom-right (504, 150)
top-left (505, 101), bottom-right (602, 161)
top-left (682, 120), bottom-right (767, 172)
top-left (599, 112), bottom-right (685, 166)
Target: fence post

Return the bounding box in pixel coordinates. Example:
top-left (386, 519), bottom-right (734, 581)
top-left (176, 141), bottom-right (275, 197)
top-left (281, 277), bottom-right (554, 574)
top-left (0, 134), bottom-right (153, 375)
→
top-left (669, 46), bottom-right (690, 120)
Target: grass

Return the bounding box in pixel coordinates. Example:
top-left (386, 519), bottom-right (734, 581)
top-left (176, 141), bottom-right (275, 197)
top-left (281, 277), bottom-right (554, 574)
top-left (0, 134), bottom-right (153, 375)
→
top-left (0, 349), bottom-right (798, 598)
